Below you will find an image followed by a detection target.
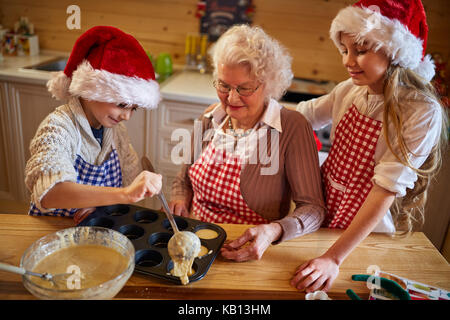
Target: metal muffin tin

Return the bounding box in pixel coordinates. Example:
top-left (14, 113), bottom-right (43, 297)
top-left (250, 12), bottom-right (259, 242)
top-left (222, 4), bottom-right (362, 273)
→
top-left (77, 204), bottom-right (227, 284)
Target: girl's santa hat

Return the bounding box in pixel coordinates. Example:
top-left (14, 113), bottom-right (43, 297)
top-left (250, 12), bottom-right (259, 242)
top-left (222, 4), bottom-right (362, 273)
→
top-left (329, 0), bottom-right (435, 82)
top-left (47, 26), bottom-right (160, 109)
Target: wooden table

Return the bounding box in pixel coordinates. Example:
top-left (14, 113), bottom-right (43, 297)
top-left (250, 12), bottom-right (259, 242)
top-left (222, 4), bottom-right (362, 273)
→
top-left (0, 213), bottom-right (449, 300)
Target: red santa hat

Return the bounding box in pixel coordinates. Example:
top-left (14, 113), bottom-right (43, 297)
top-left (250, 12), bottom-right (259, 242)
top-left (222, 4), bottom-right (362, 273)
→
top-left (329, 0), bottom-right (435, 82)
top-left (47, 26), bottom-right (160, 109)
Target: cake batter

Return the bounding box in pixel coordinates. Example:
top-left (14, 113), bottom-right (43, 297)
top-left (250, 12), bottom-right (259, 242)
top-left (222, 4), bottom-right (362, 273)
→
top-left (31, 244), bottom-right (128, 289)
top-left (195, 228), bottom-right (219, 240)
top-left (198, 245), bottom-right (211, 257)
top-left (167, 231), bottom-right (201, 285)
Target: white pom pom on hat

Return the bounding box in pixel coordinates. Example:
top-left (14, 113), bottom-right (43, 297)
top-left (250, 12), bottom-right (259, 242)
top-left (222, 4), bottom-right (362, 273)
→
top-left (47, 26), bottom-right (161, 109)
top-left (46, 71), bottom-right (72, 100)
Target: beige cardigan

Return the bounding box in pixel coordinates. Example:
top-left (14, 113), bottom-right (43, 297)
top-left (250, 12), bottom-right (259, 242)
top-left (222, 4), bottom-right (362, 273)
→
top-left (25, 97), bottom-right (141, 212)
top-left (171, 104), bottom-right (326, 242)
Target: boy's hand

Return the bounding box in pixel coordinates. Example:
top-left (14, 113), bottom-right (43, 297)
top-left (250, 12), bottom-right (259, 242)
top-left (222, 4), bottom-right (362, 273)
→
top-left (124, 171), bottom-right (162, 203)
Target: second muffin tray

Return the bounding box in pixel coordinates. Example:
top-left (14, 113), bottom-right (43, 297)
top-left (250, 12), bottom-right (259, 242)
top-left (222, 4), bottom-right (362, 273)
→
top-left (77, 204), bottom-right (227, 284)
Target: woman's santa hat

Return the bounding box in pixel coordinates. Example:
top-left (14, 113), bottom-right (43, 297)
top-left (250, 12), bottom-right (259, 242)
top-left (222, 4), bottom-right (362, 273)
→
top-left (47, 26), bottom-right (160, 109)
top-left (329, 0), bottom-right (435, 82)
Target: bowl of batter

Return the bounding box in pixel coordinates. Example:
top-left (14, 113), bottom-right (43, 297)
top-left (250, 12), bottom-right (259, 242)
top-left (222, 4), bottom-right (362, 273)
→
top-left (20, 226), bottom-right (134, 300)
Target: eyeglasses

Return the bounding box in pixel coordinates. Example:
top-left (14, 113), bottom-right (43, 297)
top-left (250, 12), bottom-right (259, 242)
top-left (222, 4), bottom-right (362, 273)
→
top-left (213, 80), bottom-right (260, 97)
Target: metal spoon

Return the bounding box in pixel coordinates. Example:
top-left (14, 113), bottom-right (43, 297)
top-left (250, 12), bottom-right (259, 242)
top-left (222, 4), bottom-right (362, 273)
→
top-left (156, 181), bottom-right (180, 234)
top-left (141, 157), bottom-right (201, 262)
top-left (0, 261), bottom-right (72, 289)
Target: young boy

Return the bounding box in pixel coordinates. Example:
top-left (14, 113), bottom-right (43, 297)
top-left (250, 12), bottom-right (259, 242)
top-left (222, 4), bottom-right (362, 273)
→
top-left (25, 26), bottom-right (162, 223)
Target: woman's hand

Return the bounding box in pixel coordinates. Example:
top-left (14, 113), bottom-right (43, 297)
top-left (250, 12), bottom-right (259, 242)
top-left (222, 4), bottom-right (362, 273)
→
top-left (220, 223), bottom-right (282, 261)
top-left (169, 200), bottom-right (190, 217)
top-left (124, 171), bottom-right (162, 203)
top-left (290, 254), bottom-right (339, 293)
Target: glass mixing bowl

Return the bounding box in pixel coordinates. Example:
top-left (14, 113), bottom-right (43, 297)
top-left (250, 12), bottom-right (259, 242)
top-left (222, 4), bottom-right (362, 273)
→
top-left (20, 226), bottom-right (134, 300)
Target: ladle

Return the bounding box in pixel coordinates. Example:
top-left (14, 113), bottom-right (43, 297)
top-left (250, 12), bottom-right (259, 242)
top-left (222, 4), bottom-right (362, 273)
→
top-left (141, 157), bottom-right (201, 262)
top-left (0, 261), bottom-right (72, 289)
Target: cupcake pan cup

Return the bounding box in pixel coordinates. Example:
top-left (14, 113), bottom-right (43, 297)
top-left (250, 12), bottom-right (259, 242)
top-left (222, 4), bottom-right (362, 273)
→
top-left (78, 204), bottom-right (227, 285)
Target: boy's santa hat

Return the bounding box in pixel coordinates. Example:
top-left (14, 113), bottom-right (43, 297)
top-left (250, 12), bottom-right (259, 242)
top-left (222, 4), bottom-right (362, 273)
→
top-left (329, 0), bottom-right (435, 82)
top-left (47, 26), bottom-right (160, 109)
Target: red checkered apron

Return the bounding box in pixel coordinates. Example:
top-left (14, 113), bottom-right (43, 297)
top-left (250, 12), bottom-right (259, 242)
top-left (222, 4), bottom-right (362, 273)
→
top-left (321, 104), bottom-right (382, 229)
top-left (189, 140), bottom-right (269, 225)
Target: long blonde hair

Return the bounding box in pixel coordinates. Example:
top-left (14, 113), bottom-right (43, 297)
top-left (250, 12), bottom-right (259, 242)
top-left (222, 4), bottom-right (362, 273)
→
top-left (383, 65), bottom-right (448, 235)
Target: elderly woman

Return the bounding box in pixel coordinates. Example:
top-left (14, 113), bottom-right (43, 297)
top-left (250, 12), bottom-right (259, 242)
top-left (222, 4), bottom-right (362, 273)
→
top-left (170, 25), bottom-right (325, 261)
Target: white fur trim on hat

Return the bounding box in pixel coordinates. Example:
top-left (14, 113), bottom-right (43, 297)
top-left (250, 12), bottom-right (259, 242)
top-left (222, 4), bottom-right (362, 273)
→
top-left (70, 60), bottom-right (160, 109)
top-left (330, 6), bottom-right (435, 81)
top-left (48, 60), bottom-right (161, 109)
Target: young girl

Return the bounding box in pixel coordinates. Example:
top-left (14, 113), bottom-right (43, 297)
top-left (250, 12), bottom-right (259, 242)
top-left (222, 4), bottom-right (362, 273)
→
top-left (25, 26), bottom-right (162, 223)
top-left (290, 0), bottom-right (448, 293)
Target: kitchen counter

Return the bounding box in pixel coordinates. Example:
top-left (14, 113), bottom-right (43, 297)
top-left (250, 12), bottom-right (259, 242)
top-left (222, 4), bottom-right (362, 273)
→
top-left (160, 70), bottom-right (299, 109)
top-left (160, 70), bottom-right (217, 105)
top-left (0, 213), bottom-right (449, 300)
top-left (0, 51), bottom-right (68, 85)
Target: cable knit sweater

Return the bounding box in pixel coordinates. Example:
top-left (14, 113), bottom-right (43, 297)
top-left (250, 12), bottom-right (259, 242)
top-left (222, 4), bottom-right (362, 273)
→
top-left (25, 97), bottom-right (141, 213)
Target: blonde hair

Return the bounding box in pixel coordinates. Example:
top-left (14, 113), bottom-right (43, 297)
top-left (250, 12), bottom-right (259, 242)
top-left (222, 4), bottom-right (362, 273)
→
top-left (209, 24), bottom-right (293, 101)
top-left (383, 65), bottom-right (448, 235)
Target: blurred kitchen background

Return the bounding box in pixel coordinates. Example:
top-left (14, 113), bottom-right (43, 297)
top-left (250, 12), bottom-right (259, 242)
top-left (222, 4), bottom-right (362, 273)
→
top-left (0, 0), bottom-right (449, 259)
top-left (0, 0), bottom-right (447, 82)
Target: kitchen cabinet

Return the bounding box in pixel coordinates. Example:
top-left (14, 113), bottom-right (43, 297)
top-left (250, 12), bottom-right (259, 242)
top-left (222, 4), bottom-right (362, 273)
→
top-left (148, 96), bottom-right (212, 208)
top-left (423, 148), bottom-right (450, 253)
top-left (0, 53), bottom-right (67, 204)
top-left (0, 82), bottom-right (12, 200)
top-left (148, 71), bottom-right (218, 208)
top-left (0, 80), bottom-right (60, 202)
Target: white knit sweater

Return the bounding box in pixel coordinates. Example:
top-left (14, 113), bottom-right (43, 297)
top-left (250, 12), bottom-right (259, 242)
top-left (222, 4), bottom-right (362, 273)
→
top-left (25, 97), bottom-right (141, 212)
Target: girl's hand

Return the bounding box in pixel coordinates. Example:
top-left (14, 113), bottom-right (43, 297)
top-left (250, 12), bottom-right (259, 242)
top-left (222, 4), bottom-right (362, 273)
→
top-left (169, 200), bottom-right (190, 217)
top-left (289, 185), bottom-right (395, 293)
top-left (290, 255), bottom-right (339, 293)
top-left (124, 171), bottom-right (162, 203)
top-left (220, 223), bottom-right (282, 261)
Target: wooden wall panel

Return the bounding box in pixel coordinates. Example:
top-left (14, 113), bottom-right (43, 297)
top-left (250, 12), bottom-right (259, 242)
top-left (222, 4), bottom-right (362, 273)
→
top-left (0, 0), bottom-right (448, 82)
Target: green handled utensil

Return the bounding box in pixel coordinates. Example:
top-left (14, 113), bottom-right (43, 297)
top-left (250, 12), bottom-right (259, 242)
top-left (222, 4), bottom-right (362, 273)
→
top-left (346, 274), bottom-right (411, 300)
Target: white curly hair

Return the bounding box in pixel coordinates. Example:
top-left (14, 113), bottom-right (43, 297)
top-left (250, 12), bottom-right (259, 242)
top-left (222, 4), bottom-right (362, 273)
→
top-left (209, 24), bottom-right (293, 101)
